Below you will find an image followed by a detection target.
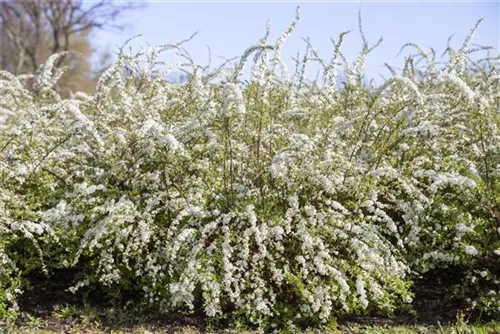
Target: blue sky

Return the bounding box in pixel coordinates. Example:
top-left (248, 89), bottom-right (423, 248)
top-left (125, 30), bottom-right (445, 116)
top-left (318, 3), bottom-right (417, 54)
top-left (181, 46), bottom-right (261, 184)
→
top-left (91, 1), bottom-right (499, 83)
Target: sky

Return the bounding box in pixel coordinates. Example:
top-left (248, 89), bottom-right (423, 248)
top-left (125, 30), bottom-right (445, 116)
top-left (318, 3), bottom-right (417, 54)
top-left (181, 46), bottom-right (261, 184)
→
top-left (91, 1), bottom-right (499, 83)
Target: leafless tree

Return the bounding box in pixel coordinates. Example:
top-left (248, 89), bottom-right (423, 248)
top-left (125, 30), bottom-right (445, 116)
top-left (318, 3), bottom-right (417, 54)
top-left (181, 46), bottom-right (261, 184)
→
top-left (0, 0), bottom-right (138, 78)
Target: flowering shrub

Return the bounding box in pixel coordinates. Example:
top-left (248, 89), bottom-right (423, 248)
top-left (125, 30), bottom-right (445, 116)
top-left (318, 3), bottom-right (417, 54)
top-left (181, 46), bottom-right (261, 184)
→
top-left (0, 10), bottom-right (499, 328)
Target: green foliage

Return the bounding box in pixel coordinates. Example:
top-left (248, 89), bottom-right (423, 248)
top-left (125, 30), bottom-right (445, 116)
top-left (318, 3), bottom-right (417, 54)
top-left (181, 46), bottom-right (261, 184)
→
top-left (0, 10), bottom-right (498, 330)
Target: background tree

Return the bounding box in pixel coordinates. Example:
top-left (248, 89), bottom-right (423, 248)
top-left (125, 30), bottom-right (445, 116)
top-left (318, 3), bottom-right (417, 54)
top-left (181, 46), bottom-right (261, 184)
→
top-left (0, 0), bottom-right (138, 94)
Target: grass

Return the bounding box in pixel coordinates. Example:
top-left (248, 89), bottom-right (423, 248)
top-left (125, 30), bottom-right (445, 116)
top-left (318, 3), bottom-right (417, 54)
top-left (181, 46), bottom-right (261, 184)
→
top-left (2, 275), bottom-right (496, 333)
top-left (5, 321), bottom-right (500, 334)
top-left (2, 307), bottom-right (499, 334)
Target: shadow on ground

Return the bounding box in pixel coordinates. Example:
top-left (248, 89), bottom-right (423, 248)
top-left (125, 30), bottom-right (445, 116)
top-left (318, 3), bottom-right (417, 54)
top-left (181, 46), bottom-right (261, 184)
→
top-left (14, 266), bottom-right (480, 333)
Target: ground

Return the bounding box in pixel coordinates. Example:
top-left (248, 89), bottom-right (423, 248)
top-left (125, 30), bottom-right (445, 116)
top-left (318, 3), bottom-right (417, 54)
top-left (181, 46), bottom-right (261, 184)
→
top-left (1, 267), bottom-right (498, 333)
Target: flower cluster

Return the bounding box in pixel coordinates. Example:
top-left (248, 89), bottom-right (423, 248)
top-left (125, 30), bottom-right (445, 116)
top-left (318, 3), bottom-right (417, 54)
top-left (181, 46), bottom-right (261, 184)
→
top-left (0, 12), bottom-right (498, 328)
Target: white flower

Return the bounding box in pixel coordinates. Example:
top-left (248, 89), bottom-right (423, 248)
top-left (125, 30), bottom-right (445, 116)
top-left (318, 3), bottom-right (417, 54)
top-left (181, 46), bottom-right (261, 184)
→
top-left (455, 224), bottom-right (474, 233)
top-left (140, 119), bottom-right (165, 136)
top-left (464, 245), bottom-right (478, 256)
top-left (162, 134), bottom-right (180, 151)
top-left (438, 72), bottom-right (476, 104)
top-left (222, 83), bottom-right (246, 117)
top-left (288, 196), bottom-right (299, 208)
top-left (399, 143), bottom-right (410, 152)
top-left (304, 205), bottom-right (316, 217)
